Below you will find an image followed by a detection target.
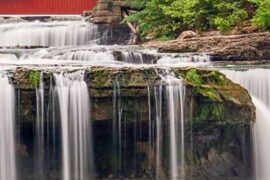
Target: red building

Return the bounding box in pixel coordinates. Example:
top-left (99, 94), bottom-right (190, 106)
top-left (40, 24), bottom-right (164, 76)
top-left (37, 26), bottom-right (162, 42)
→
top-left (0, 0), bottom-right (97, 15)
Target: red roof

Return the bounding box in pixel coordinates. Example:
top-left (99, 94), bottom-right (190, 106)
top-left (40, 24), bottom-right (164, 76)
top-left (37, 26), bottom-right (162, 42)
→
top-left (0, 0), bottom-right (97, 14)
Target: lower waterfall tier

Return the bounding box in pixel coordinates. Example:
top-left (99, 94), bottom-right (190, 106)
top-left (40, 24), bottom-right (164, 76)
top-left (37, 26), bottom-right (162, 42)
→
top-left (5, 66), bottom-right (255, 179)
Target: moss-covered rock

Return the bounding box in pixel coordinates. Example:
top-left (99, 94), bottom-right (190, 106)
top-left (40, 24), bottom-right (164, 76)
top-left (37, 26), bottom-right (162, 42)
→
top-left (172, 68), bottom-right (255, 123)
top-left (10, 65), bottom-right (254, 179)
top-left (9, 66), bottom-right (255, 124)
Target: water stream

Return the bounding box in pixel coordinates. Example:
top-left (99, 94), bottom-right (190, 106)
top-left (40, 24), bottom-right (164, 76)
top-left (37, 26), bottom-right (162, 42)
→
top-left (0, 74), bottom-right (17, 180)
top-left (223, 68), bottom-right (270, 180)
top-left (54, 71), bottom-right (94, 180)
top-left (0, 21), bottom-right (99, 47)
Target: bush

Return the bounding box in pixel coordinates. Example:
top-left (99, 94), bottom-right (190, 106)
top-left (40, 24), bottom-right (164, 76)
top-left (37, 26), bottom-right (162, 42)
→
top-left (124, 0), bottom-right (181, 39)
top-left (249, 0), bottom-right (270, 30)
top-left (125, 0), bottom-right (263, 40)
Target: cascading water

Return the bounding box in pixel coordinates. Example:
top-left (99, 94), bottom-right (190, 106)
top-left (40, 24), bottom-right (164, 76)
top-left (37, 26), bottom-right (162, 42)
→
top-left (222, 68), bottom-right (270, 180)
top-left (54, 71), bottom-right (94, 180)
top-left (0, 74), bottom-right (17, 180)
top-left (0, 21), bottom-right (99, 47)
top-left (121, 51), bottom-right (144, 64)
top-left (53, 51), bottom-right (115, 62)
top-left (110, 73), bottom-right (186, 179)
top-left (35, 73), bottom-right (46, 179)
top-left (160, 73), bottom-right (186, 179)
top-left (157, 53), bottom-right (210, 66)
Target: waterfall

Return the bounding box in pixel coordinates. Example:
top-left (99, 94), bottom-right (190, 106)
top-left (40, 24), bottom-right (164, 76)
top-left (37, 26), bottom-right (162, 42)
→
top-left (121, 52), bottom-right (144, 64)
top-left (164, 75), bottom-right (185, 179)
top-left (222, 69), bottom-right (270, 180)
top-left (35, 73), bottom-right (45, 179)
top-left (154, 86), bottom-right (163, 179)
top-left (157, 53), bottom-right (210, 66)
top-left (53, 51), bottom-right (115, 62)
top-left (252, 97), bottom-right (270, 180)
top-left (0, 74), bottom-right (17, 180)
top-left (0, 21), bottom-right (99, 47)
top-left (154, 73), bottom-right (186, 179)
top-left (54, 71), bottom-right (94, 180)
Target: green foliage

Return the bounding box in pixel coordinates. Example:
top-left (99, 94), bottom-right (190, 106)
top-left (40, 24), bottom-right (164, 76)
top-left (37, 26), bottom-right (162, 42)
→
top-left (27, 71), bottom-right (40, 88)
top-left (249, 0), bottom-right (270, 30)
top-left (124, 0), bottom-right (181, 39)
top-left (127, 0), bottom-right (147, 9)
top-left (125, 0), bottom-right (255, 39)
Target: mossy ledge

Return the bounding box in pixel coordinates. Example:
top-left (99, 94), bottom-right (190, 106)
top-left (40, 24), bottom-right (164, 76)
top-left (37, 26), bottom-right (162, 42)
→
top-left (9, 66), bottom-right (255, 123)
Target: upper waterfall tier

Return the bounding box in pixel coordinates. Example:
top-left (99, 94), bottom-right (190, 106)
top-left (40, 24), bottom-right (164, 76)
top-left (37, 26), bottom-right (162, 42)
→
top-left (0, 20), bottom-right (101, 47)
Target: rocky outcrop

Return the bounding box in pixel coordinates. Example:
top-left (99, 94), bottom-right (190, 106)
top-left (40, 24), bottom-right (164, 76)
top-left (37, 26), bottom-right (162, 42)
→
top-left (97, 23), bottom-right (131, 44)
top-left (10, 66), bottom-right (255, 179)
top-left (89, 0), bottom-right (128, 24)
top-left (146, 32), bottom-right (270, 62)
top-left (177, 30), bottom-right (197, 40)
top-left (10, 66), bottom-right (255, 123)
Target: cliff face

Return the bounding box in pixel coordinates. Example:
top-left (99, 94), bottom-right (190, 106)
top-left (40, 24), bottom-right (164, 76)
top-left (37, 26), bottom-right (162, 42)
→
top-left (12, 66), bottom-right (255, 179)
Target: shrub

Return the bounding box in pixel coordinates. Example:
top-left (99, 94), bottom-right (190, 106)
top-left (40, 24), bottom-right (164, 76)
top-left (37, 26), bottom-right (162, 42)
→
top-left (249, 0), bottom-right (270, 30)
top-left (125, 0), bottom-right (251, 39)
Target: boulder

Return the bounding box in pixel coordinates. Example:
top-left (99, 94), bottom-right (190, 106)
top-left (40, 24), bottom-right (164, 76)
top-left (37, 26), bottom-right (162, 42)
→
top-left (177, 30), bottom-right (197, 40)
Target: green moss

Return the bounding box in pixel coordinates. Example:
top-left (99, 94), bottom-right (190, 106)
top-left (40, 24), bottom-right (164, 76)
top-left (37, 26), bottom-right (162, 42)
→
top-left (27, 71), bottom-right (40, 88)
top-left (195, 87), bottom-right (222, 101)
top-left (193, 101), bottom-right (225, 123)
top-left (185, 69), bottom-right (203, 86)
top-left (207, 71), bottom-right (226, 86)
top-left (107, 1), bottom-right (114, 12)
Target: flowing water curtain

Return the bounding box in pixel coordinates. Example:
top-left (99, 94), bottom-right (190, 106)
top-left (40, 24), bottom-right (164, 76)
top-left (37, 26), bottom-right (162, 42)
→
top-left (0, 21), bottom-right (99, 47)
top-left (54, 71), bottom-right (94, 180)
top-left (35, 73), bottom-right (45, 179)
top-left (0, 74), bottom-right (17, 180)
top-left (111, 80), bottom-right (157, 178)
top-left (34, 73), bottom-right (59, 179)
top-left (165, 77), bottom-right (186, 179)
top-left (222, 69), bottom-right (270, 180)
top-left (154, 73), bottom-right (186, 179)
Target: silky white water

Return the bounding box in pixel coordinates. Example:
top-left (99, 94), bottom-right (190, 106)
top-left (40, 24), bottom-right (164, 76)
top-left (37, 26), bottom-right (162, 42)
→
top-left (121, 51), bottom-right (144, 64)
top-left (0, 74), bottom-right (17, 180)
top-left (32, 49), bottom-right (115, 62)
top-left (157, 53), bottom-right (210, 67)
top-left (54, 71), bottom-right (94, 180)
top-left (222, 68), bottom-right (270, 180)
top-left (0, 21), bottom-right (99, 47)
top-left (165, 76), bottom-right (185, 179)
top-left (35, 73), bottom-right (45, 179)
top-left (154, 73), bottom-right (186, 179)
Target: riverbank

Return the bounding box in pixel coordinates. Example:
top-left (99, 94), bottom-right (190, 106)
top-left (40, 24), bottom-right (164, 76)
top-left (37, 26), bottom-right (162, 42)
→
top-left (145, 32), bottom-right (270, 62)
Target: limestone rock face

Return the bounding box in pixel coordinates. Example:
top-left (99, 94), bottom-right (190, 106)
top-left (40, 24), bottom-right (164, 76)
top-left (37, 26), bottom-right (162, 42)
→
top-left (146, 32), bottom-right (270, 62)
top-left (89, 0), bottom-right (127, 24)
